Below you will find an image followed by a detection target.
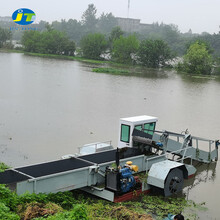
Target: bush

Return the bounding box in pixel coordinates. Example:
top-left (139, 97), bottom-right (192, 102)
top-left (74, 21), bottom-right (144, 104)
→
top-left (112, 35), bottom-right (139, 64)
top-left (22, 30), bottom-right (76, 56)
top-left (138, 39), bottom-right (173, 68)
top-left (19, 192), bottom-right (49, 205)
top-left (0, 202), bottom-right (20, 219)
top-left (0, 184), bottom-right (18, 211)
top-left (36, 204), bottom-right (88, 220)
top-left (0, 162), bottom-right (9, 172)
top-left (177, 41), bottom-right (213, 74)
top-left (47, 192), bottom-right (77, 209)
top-left (80, 33), bottom-right (107, 60)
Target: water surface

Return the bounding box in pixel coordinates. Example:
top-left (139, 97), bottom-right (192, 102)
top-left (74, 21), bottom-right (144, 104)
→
top-left (0, 52), bottom-right (219, 218)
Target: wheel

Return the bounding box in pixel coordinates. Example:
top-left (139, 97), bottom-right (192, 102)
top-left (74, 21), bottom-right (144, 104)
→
top-left (164, 168), bottom-right (184, 197)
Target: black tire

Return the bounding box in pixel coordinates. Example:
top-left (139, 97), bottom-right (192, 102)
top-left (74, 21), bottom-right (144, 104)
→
top-left (164, 168), bottom-right (184, 197)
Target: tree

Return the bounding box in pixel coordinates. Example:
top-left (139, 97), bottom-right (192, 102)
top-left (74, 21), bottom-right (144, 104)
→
top-left (81, 4), bottom-right (97, 33)
top-left (109, 26), bottom-right (124, 50)
top-left (97, 13), bottom-right (117, 34)
top-left (21, 29), bottom-right (76, 55)
top-left (112, 35), bottom-right (139, 64)
top-left (185, 38), bottom-right (213, 55)
top-left (0, 27), bottom-right (12, 48)
top-left (80, 33), bottom-right (107, 59)
top-left (138, 39), bottom-right (173, 68)
top-left (178, 41), bottom-right (213, 74)
top-left (21, 30), bottom-right (42, 52)
top-left (66, 19), bottom-right (84, 43)
top-left (63, 41), bottom-right (76, 56)
top-left (52, 19), bottom-right (83, 44)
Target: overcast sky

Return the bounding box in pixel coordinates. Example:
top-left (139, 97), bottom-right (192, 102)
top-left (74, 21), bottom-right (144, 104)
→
top-left (1, 0), bottom-right (220, 34)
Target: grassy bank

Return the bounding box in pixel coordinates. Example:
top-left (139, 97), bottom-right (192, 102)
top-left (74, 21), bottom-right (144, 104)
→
top-left (24, 52), bottom-right (110, 64)
top-left (1, 49), bottom-right (220, 78)
top-left (0, 183), bottom-right (201, 220)
top-left (0, 49), bottom-right (110, 64)
top-left (0, 48), bottom-right (24, 53)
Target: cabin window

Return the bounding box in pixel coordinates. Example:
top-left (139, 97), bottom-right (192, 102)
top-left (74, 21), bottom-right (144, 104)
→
top-left (120, 124), bottom-right (130, 143)
top-left (134, 125), bottom-right (142, 131)
top-left (144, 122), bottom-right (156, 135)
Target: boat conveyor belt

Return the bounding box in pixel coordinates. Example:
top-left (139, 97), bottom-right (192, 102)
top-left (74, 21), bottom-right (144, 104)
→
top-left (0, 148), bottom-right (147, 195)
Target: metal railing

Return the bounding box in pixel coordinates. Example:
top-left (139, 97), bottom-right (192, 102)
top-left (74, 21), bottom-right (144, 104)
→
top-left (145, 146), bottom-right (194, 171)
top-left (154, 130), bottom-right (216, 154)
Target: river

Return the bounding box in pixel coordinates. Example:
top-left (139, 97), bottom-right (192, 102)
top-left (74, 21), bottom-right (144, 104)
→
top-left (0, 52), bottom-right (220, 219)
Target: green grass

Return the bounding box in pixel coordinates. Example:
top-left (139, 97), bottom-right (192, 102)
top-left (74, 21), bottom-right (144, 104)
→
top-left (73, 56), bottom-right (110, 64)
top-left (24, 52), bottom-right (76, 61)
top-left (24, 52), bottom-right (110, 64)
top-left (0, 48), bottom-right (24, 53)
top-left (92, 67), bottom-right (130, 74)
top-left (0, 50), bottom-right (109, 64)
top-left (191, 75), bottom-right (216, 80)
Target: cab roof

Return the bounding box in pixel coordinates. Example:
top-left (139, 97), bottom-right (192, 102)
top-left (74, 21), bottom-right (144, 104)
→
top-left (120, 115), bottom-right (158, 123)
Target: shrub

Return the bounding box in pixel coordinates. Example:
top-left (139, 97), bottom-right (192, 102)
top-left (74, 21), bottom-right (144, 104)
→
top-left (0, 202), bottom-right (20, 219)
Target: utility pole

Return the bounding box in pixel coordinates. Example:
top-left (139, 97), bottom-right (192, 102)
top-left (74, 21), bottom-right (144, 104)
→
top-left (127, 0), bottom-right (131, 32)
top-left (127, 0), bottom-right (130, 18)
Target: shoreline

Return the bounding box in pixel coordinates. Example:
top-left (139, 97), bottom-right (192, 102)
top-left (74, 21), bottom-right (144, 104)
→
top-left (1, 49), bottom-right (219, 78)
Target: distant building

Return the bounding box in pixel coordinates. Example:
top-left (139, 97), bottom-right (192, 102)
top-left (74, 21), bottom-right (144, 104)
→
top-left (116, 17), bottom-right (151, 32)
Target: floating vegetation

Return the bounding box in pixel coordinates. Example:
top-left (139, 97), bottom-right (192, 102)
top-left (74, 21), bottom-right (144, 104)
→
top-left (92, 67), bottom-right (130, 74)
top-left (191, 75), bottom-right (216, 80)
top-left (124, 195), bottom-right (208, 220)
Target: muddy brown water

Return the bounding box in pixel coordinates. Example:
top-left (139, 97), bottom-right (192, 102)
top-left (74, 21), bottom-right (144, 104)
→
top-left (0, 52), bottom-right (220, 219)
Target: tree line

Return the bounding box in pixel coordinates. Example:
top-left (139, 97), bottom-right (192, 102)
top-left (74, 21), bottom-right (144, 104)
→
top-left (21, 25), bottom-right (216, 75)
top-left (1, 3), bottom-right (220, 57)
top-left (21, 25), bottom-right (174, 68)
top-left (21, 25), bottom-right (75, 56)
top-left (0, 3), bottom-right (219, 74)
top-left (79, 28), bottom-right (217, 74)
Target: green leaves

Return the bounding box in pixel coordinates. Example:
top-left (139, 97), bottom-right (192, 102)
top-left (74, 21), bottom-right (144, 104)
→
top-left (0, 162), bottom-right (9, 172)
top-left (0, 203), bottom-right (20, 220)
top-left (21, 30), bottom-right (76, 56)
top-left (80, 33), bottom-right (108, 60)
top-left (36, 204), bottom-right (88, 220)
top-left (81, 4), bottom-right (97, 33)
top-left (92, 67), bottom-right (130, 75)
top-left (178, 41), bottom-right (213, 74)
top-left (109, 26), bottom-right (124, 49)
top-left (0, 184), bottom-right (18, 211)
top-left (112, 35), bottom-right (139, 64)
top-left (138, 39), bottom-right (173, 68)
top-left (0, 183), bottom-right (208, 220)
top-left (0, 27), bottom-right (12, 48)
top-left (141, 195), bottom-right (187, 218)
